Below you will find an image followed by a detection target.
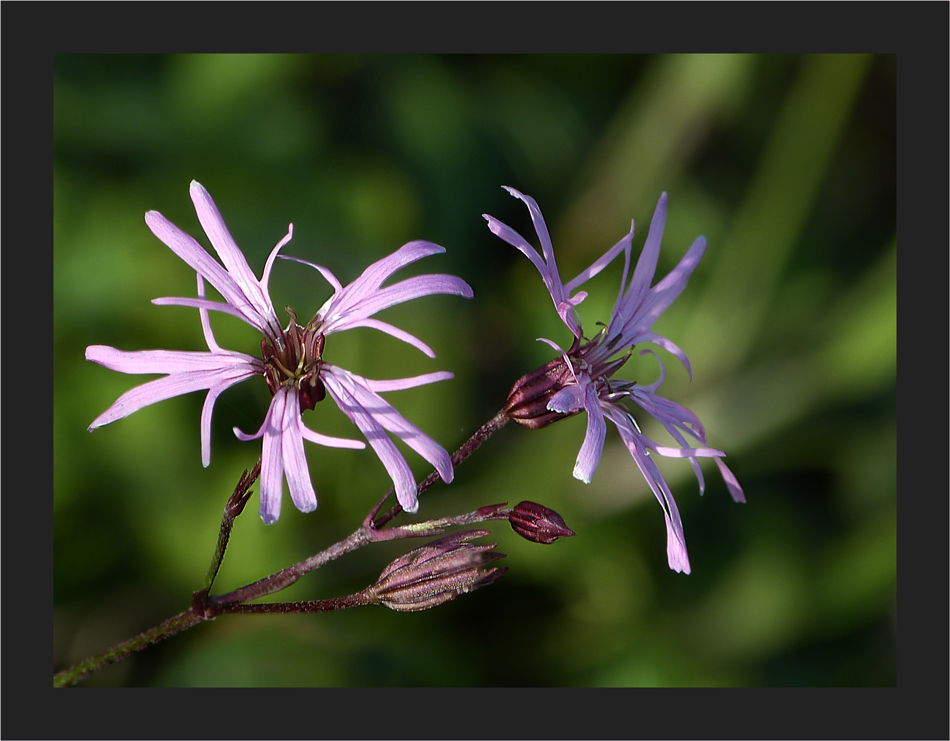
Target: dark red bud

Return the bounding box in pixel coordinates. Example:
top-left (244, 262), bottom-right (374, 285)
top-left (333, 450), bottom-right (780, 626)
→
top-left (509, 501), bottom-right (576, 544)
top-left (226, 486), bottom-right (254, 518)
top-left (504, 356), bottom-right (580, 429)
top-left (225, 459), bottom-right (262, 518)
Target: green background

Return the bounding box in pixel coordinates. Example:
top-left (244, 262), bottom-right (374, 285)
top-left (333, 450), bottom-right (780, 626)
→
top-left (54, 54), bottom-right (896, 687)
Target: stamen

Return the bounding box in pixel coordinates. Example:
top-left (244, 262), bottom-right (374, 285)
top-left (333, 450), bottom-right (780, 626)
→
top-left (269, 355), bottom-right (297, 380)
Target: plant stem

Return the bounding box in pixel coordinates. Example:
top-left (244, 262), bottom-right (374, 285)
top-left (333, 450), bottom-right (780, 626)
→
top-left (208, 528), bottom-right (371, 606)
top-left (54, 409), bottom-right (512, 687)
top-left (52, 592), bottom-right (373, 688)
top-left (53, 608), bottom-right (206, 688)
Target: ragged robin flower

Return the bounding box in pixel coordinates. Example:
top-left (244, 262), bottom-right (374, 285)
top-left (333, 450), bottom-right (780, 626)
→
top-left (485, 186), bottom-right (743, 574)
top-left (87, 181), bottom-right (472, 523)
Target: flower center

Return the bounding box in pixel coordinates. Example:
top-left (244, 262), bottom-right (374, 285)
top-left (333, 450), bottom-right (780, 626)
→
top-left (578, 338), bottom-right (635, 401)
top-left (262, 309), bottom-right (327, 412)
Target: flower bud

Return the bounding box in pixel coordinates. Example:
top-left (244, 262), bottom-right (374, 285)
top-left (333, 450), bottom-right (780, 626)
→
top-left (225, 460), bottom-right (263, 518)
top-left (509, 501), bottom-right (576, 544)
top-left (504, 356), bottom-right (580, 429)
top-left (368, 531), bottom-right (508, 612)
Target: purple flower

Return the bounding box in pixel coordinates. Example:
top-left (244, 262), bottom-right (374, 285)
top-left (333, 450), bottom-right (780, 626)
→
top-left (88, 181), bottom-right (472, 523)
top-left (486, 187), bottom-right (743, 574)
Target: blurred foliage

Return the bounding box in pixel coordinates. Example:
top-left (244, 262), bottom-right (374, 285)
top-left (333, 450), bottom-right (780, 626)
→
top-left (54, 54), bottom-right (895, 687)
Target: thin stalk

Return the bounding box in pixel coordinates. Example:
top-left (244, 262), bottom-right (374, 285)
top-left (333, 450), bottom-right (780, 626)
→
top-left (55, 409), bottom-right (513, 687)
top-left (53, 591), bottom-right (373, 688)
top-left (53, 608), bottom-right (206, 688)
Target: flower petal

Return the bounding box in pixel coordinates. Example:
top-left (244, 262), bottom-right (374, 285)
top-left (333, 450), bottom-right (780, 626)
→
top-left (486, 188), bottom-right (589, 338)
top-left (548, 386), bottom-right (585, 414)
top-left (651, 444), bottom-right (726, 459)
top-left (663, 511), bottom-right (692, 575)
top-left (197, 274), bottom-right (221, 353)
top-left (190, 181), bottom-right (279, 333)
top-left (363, 372), bottom-right (454, 393)
top-left (151, 296), bottom-right (264, 326)
top-left (296, 421), bottom-right (366, 449)
top-left (632, 235), bottom-right (706, 334)
top-left (483, 214), bottom-right (547, 278)
top-left (606, 405), bottom-right (691, 574)
top-left (563, 221), bottom-right (634, 294)
top-left (322, 274), bottom-right (473, 334)
top-left (279, 390), bottom-right (317, 514)
top-left (327, 367), bottom-right (454, 485)
top-left (333, 318), bottom-right (436, 358)
top-left (716, 458), bottom-right (746, 503)
top-left (258, 392), bottom-right (285, 524)
top-left (89, 365), bottom-right (257, 430)
top-left (260, 225), bottom-right (295, 301)
top-left (86, 345), bottom-right (261, 375)
top-left (556, 294), bottom-right (587, 339)
top-left (572, 380), bottom-right (607, 484)
top-left (632, 382), bottom-right (707, 444)
top-left (346, 240), bottom-right (448, 298)
top-left (501, 186), bottom-right (559, 277)
top-left (200, 383), bottom-right (232, 468)
top-left (612, 192), bottom-right (667, 330)
top-left (636, 332), bottom-right (693, 381)
top-left (322, 370), bottom-right (420, 512)
top-left (144, 210), bottom-right (267, 332)
top-left (281, 255), bottom-right (343, 293)
top-left (320, 240), bottom-right (454, 325)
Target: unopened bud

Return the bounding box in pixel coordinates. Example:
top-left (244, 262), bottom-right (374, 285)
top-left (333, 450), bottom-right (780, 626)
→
top-left (509, 501), bottom-right (576, 544)
top-left (225, 460), bottom-right (262, 518)
top-left (225, 487), bottom-right (254, 518)
top-left (504, 356), bottom-right (579, 429)
top-left (368, 530), bottom-right (508, 612)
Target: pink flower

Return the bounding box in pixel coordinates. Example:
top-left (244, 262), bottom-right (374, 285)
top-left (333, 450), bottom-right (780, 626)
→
top-left (88, 181), bottom-right (472, 523)
top-left (487, 187), bottom-right (743, 574)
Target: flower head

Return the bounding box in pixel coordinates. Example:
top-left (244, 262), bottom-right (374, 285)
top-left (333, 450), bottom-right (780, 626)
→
top-left (485, 187), bottom-right (743, 574)
top-left (88, 181), bottom-right (472, 523)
